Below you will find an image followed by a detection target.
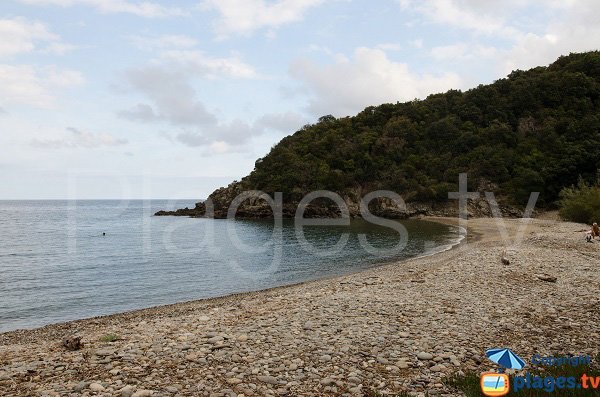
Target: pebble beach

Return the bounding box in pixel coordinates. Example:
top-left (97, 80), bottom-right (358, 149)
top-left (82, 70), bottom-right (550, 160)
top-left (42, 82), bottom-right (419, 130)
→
top-left (1, 216), bottom-right (599, 397)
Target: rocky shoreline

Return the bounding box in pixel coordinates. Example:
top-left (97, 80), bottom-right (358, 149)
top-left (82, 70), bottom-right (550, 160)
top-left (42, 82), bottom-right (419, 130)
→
top-left (154, 185), bottom-right (525, 220)
top-left (1, 216), bottom-right (599, 397)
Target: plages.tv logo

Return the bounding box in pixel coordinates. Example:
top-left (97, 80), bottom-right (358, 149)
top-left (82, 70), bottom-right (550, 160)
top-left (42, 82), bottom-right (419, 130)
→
top-left (480, 348), bottom-right (527, 396)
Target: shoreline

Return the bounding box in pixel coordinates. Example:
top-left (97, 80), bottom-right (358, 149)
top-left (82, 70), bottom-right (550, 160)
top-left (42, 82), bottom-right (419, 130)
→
top-left (0, 217), bottom-right (466, 339)
top-left (2, 216), bottom-right (599, 396)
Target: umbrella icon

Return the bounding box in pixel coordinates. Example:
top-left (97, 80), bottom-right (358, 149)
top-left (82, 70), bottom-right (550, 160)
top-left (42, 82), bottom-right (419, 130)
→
top-left (486, 348), bottom-right (526, 371)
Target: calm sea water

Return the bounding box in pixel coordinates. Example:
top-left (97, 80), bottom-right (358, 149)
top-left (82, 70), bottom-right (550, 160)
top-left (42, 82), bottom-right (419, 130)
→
top-left (0, 200), bottom-right (461, 333)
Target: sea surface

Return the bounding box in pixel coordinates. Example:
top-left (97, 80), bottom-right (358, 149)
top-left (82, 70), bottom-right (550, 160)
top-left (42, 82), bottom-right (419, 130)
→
top-left (0, 200), bottom-right (462, 333)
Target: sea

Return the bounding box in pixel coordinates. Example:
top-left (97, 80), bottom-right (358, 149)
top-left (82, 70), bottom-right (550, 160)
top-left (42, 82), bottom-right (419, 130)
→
top-left (0, 200), bottom-right (462, 333)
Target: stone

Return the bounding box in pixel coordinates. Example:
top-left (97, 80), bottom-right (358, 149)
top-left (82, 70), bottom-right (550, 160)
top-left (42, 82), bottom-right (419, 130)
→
top-left (417, 352), bottom-right (433, 360)
top-left (207, 336), bottom-right (224, 344)
top-left (257, 375), bottom-right (279, 385)
top-left (132, 390), bottom-right (154, 397)
top-left (73, 381), bottom-right (89, 392)
top-left (320, 354), bottom-right (332, 362)
top-left (89, 383), bottom-right (105, 392)
top-left (120, 385), bottom-right (135, 397)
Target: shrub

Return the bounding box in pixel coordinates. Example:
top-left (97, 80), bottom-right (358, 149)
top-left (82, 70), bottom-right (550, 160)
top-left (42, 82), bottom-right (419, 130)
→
top-left (99, 334), bottom-right (120, 343)
top-left (559, 175), bottom-right (600, 224)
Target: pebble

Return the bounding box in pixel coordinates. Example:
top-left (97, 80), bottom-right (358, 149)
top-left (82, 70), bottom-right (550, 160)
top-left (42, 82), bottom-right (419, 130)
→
top-left (89, 383), bottom-right (105, 392)
top-left (417, 352), bottom-right (433, 360)
top-left (257, 376), bottom-right (279, 385)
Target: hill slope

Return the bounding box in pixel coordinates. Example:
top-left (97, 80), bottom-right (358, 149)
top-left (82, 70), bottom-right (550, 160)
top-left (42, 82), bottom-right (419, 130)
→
top-left (157, 51), bottom-right (600, 219)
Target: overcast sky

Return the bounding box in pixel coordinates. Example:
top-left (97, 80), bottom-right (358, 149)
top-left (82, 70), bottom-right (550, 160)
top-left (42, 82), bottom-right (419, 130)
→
top-left (1, 0), bottom-right (599, 199)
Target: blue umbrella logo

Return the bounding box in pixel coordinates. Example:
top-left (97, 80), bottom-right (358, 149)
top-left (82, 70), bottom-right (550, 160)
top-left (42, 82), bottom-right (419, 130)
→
top-left (486, 348), bottom-right (526, 371)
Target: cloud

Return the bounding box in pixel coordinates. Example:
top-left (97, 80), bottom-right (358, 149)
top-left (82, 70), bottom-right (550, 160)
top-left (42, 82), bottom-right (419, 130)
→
top-left (0, 106), bottom-right (6, 115)
top-left (118, 40), bottom-right (262, 151)
top-left (201, 0), bottom-right (324, 37)
top-left (398, 0), bottom-right (526, 38)
top-left (172, 112), bottom-right (307, 153)
top-left (30, 127), bottom-right (128, 149)
top-left (499, 0), bottom-right (600, 74)
top-left (406, 0), bottom-right (600, 78)
top-left (0, 17), bottom-right (75, 58)
top-left (119, 65), bottom-right (217, 126)
top-left (255, 111), bottom-right (308, 133)
top-left (290, 47), bottom-right (462, 117)
top-left (160, 50), bottom-right (257, 79)
top-left (430, 43), bottom-right (498, 61)
top-left (129, 34), bottom-right (198, 51)
top-left (18, 0), bottom-right (186, 18)
top-left (0, 64), bottom-right (84, 107)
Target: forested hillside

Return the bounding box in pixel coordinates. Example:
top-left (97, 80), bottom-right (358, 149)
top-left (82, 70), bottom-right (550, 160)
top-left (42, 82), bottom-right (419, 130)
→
top-left (159, 52), bottom-right (600, 218)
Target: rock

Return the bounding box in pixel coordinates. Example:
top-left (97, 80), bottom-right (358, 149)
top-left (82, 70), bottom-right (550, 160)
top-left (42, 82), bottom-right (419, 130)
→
top-left (303, 321), bottom-right (313, 330)
top-left (73, 381), bottom-right (89, 392)
top-left (89, 383), bottom-right (105, 392)
top-left (430, 365), bottom-right (442, 372)
top-left (348, 376), bottom-right (361, 384)
top-left (237, 334), bottom-right (249, 342)
top-left (397, 361), bottom-right (410, 369)
top-left (320, 378), bottom-right (334, 386)
top-left (207, 336), bottom-right (224, 344)
top-left (257, 375), bottom-right (279, 385)
top-left (62, 336), bottom-right (83, 351)
top-left (132, 390), bottom-right (154, 397)
top-left (227, 378), bottom-right (242, 385)
top-left (120, 385), bottom-right (135, 397)
top-left (417, 352), bottom-right (433, 360)
top-left (320, 354), bottom-right (332, 362)
top-left (537, 274), bottom-right (557, 283)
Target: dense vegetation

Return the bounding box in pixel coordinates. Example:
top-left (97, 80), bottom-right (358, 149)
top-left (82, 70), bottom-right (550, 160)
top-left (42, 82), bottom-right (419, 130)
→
top-left (559, 175), bottom-right (600, 223)
top-left (239, 52), bottom-right (600, 208)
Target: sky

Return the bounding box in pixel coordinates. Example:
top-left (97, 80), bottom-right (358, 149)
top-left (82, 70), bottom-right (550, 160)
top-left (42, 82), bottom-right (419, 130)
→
top-left (1, 0), bottom-right (599, 199)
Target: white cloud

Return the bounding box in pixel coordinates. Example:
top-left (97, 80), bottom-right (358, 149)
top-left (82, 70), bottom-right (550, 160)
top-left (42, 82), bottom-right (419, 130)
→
top-left (129, 34), bottom-right (198, 51)
top-left (18, 0), bottom-right (186, 18)
top-left (30, 127), bottom-right (128, 149)
top-left (402, 0), bottom-right (600, 81)
top-left (202, 0), bottom-right (324, 37)
top-left (290, 47), bottom-right (462, 117)
top-left (160, 50), bottom-right (257, 79)
top-left (500, 0), bottom-right (600, 74)
top-left (399, 0), bottom-right (525, 38)
top-left (430, 43), bottom-right (498, 61)
top-left (0, 64), bottom-right (84, 108)
top-left (0, 17), bottom-right (67, 58)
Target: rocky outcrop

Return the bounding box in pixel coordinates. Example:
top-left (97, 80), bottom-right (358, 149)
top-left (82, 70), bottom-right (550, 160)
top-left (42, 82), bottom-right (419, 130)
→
top-left (155, 180), bottom-right (529, 219)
